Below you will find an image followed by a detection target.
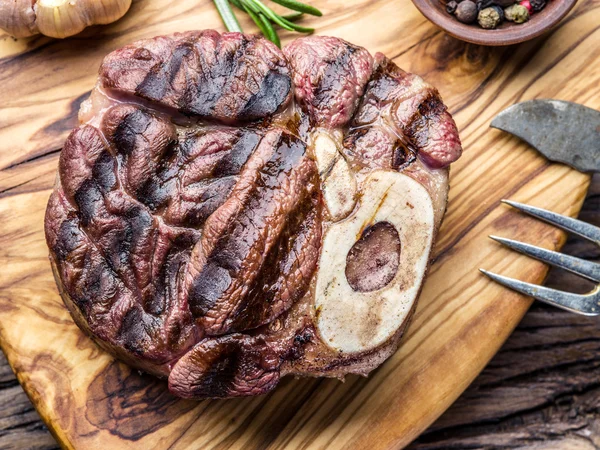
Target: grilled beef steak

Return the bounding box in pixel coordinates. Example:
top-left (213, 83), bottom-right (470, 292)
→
top-left (45, 31), bottom-right (462, 399)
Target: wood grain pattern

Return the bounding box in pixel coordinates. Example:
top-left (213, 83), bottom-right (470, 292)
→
top-left (410, 175), bottom-right (600, 450)
top-left (1, 176), bottom-right (598, 450)
top-left (0, 0), bottom-right (598, 449)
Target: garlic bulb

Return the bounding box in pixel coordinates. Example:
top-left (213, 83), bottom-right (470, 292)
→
top-left (0, 0), bottom-right (132, 39)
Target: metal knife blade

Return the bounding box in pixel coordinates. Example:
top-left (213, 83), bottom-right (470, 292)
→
top-left (491, 100), bottom-right (600, 173)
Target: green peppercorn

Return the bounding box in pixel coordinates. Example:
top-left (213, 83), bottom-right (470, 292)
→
top-left (478, 6), bottom-right (502, 28)
top-left (455, 0), bottom-right (478, 23)
top-left (476, 0), bottom-right (494, 10)
top-left (446, 0), bottom-right (458, 13)
top-left (504, 3), bottom-right (530, 22)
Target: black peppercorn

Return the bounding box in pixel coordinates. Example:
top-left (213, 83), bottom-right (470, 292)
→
top-left (455, 0), bottom-right (478, 23)
top-left (492, 0), bottom-right (516, 7)
top-left (476, 0), bottom-right (495, 10)
top-left (446, 0), bottom-right (459, 13)
top-left (529, 0), bottom-right (546, 11)
top-left (490, 4), bottom-right (505, 20)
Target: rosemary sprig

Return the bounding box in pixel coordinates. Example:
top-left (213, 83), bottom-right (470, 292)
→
top-left (214, 0), bottom-right (243, 33)
top-left (258, 13), bottom-right (281, 47)
top-left (278, 14), bottom-right (314, 33)
top-left (212, 0), bottom-right (322, 47)
top-left (270, 0), bottom-right (322, 16)
top-left (242, 2), bottom-right (281, 47)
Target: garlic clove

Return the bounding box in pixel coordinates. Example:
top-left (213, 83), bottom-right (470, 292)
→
top-left (79, 0), bottom-right (132, 25)
top-left (35, 0), bottom-right (88, 39)
top-left (312, 132), bottom-right (357, 222)
top-left (33, 0), bottom-right (132, 39)
top-left (0, 0), bottom-right (38, 38)
top-left (314, 170), bottom-right (435, 354)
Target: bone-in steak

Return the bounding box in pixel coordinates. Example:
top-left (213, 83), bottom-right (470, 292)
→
top-left (45, 31), bottom-right (462, 399)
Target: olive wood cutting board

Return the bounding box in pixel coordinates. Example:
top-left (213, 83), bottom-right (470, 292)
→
top-left (0, 0), bottom-right (598, 448)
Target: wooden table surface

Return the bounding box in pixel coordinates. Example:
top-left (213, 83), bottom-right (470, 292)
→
top-left (1, 174), bottom-right (597, 450)
top-left (0, 0), bottom-right (599, 446)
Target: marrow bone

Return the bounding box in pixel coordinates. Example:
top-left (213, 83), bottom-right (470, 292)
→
top-left (314, 170), bottom-right (435, 353)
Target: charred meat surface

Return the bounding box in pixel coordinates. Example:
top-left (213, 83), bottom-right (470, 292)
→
top-left (45, 31), bottom-right (462, 399)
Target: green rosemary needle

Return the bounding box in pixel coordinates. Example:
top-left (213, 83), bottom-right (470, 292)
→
top-left (212, 0), bottom-right (320, 45)
top-left (213, 0), bottom-right (242, 32)
top-left (270, 0), bottom-right (322, 16)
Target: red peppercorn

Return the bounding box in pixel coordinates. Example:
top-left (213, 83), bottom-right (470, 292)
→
top-left (520, 0), bottom-right (533, 13)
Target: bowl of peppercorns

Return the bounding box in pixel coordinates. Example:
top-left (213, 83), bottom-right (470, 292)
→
top-left (411, 0), bottom-right (577, 45)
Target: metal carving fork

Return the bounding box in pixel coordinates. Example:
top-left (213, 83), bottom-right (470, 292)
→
top-left (480, 200), bottom-right (600, 316)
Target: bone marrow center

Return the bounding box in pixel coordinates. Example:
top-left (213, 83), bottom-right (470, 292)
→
top-left (345, 222), bottom-right (401, 292)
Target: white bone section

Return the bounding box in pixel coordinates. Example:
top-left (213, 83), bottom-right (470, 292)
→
top-left (315, 170), bottom-right (435, 353)
top-left (313, 133), bottom-right (357, 221)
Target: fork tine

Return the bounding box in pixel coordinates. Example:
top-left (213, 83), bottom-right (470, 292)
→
top-left (490, 236), bottom-right (600, 282)
top-left (480, 269), bottom-right (600, 316)
top-left (502, 200), bottom-right (600, 245)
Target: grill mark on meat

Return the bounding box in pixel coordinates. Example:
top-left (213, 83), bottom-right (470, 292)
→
top-left (48, 128), bottom-right (203, 369)
top-left (211, 129), bottom-right (260, 178)
top-left (144, 230), bottom-right (196, 316)
top-left (136, 43), bottom-right (194, 103)
top-left (136, 176), bottom-right (173, 211)
top-left (112, 205), bottom-right (154, 295)
top-left (74, 178), bottom-right (104, 226)
top-left (184, 36), bottom-right (250, 118)
top-left (51, 123), bottom-right (201, 364)
top-left (78, 246), bottom-right (132, 329)
top-left (119, 307), bottom-right (152, 355)
top-left (92, 151), bottom-right (118, 192)
top-left (188, 131), bottom-right (319, 335)
top-left (313, 44), bottom-right (357, 106)
top-left (134, 135), bottom-right (180, 212)
top-left (215, 35), bottom-right (251, 118)
top-left (105, 104), bottom-right (262, 229)
top-left (167, 127), bottom-right (261, 228)
top-left (103, 105), bottom-right (179, 211)
top-left (100, 31), bottom-right (292, 124)
top-left (111, 108), bottom-right (154, 156)
top-left (189, 263), bottom-right (231, 316)
top-left (188, 133), bottom-right (296, 315)
top-left (48, 190), bottom-right (127, 322)
top-left (59, 125), bottom-right (108, 204)
top-left (227, 183), bottom-right (322, 332)
top-left (54, 219), bottom-right (84, 261)
top-left (404, 93), bottom-right (447, 150)
top-left (342, 54), bottom-right (460, 172)
top-left (179, 177), bottom-right (236, 226)
top-left (238, 71), bottom-right (291, 122)
top-left (362, 56), bottom-right (404, 106)
top-left (393, 142), bottom-right (418, 169)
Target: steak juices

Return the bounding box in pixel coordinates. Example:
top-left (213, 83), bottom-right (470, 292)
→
top-left (45, 31), bottom-right (462, 399)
